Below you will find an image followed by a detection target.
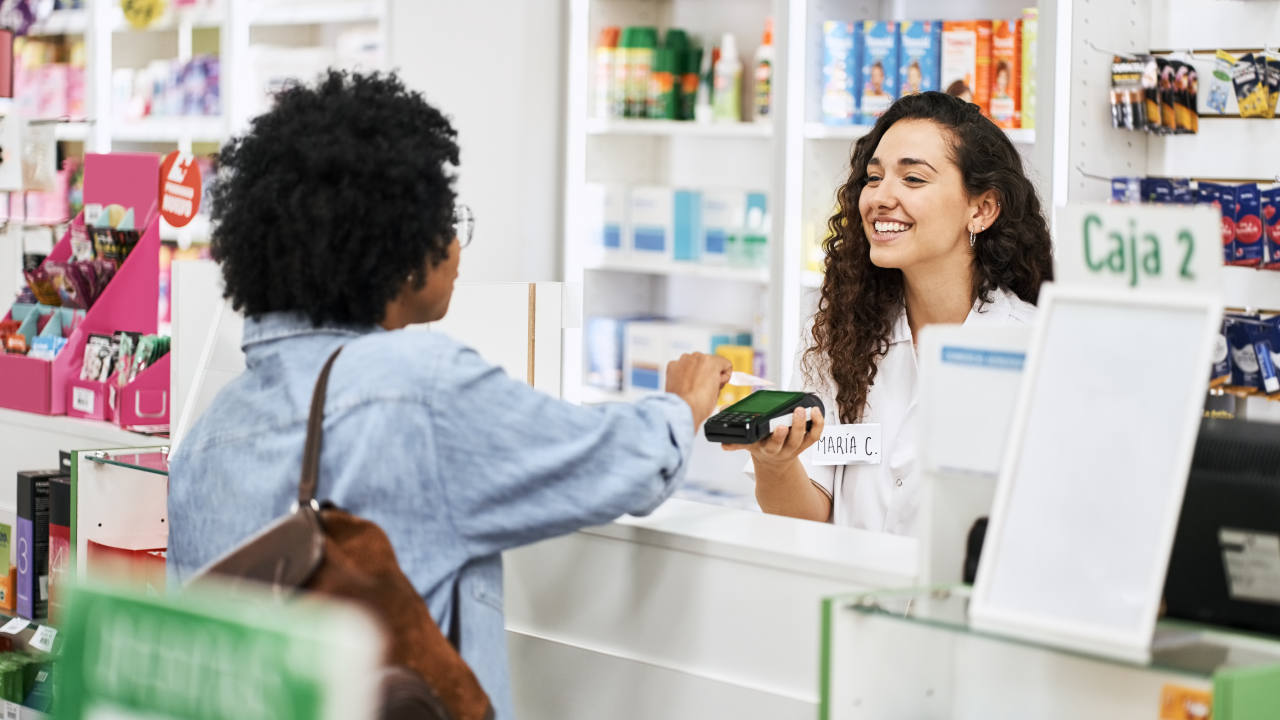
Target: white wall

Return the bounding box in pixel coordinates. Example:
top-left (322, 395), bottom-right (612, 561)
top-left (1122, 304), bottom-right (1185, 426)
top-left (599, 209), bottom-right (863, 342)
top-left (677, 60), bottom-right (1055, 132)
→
top-left (389, 0), bottom-right (567, 284)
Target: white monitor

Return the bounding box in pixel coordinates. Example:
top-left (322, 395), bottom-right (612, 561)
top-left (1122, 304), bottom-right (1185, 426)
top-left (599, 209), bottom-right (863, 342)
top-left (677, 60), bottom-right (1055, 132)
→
top-left (970, 282), bottom-right (1221, 663)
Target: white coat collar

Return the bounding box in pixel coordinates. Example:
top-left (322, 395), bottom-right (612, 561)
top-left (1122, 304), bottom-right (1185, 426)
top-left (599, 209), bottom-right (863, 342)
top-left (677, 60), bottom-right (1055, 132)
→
top-left (890, 287), bottom-right (1036, 345)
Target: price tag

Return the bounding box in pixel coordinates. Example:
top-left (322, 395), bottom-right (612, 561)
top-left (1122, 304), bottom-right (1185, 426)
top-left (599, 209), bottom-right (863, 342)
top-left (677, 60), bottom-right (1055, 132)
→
top-left (28, 625), bottom-right (56, 652)
top-left (0, 618), bottom-right (27, 635)
top-left (812, 423), bottom-right (881, 466)
top-left (72, 386), bottom-right (95, 414)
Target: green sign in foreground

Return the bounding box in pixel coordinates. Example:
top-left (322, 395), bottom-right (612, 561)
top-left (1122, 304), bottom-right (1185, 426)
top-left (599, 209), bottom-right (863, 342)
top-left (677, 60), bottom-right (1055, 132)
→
top-left (57, 584), bottom-right (385, 720)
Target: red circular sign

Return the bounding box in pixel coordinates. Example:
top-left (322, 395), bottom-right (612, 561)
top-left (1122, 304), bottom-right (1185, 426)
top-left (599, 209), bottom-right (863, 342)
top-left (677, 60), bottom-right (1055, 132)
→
top-left (159, 151), bottom-right (202, 228)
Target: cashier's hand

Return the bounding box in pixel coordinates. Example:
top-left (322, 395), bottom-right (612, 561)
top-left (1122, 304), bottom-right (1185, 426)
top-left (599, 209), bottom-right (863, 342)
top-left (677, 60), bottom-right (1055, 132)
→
top-left (665, 353), bottom-right (734, 429)
top-left (721, 407), bottom-right (825, 468)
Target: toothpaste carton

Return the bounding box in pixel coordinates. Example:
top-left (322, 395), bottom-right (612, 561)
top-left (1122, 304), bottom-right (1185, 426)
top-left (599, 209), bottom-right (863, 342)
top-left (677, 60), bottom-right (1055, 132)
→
top-left (628, 186), bottom-right (675, 259)
top-left (898, 21), bottom-right (941, 96)
top-left (584, 183), bottom-right (627, 253)
top-left (822, 21), bottom-right (858, 124)
top-left (1262, 187), bottom-right (1280, 269)
top-left (857, 21), bottom-right (898, 123)
top-left (1233, 183), bottom-right (1263, 267)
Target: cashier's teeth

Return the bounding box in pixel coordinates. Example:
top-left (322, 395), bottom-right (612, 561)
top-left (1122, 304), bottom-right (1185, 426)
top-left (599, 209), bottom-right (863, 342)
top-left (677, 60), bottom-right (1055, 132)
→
top-left (875, 221), bottom-right (910, 233)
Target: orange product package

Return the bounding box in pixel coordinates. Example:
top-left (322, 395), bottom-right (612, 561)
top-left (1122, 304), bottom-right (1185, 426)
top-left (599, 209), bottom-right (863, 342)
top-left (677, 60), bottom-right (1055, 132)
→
top-left (990, 19), bottom-right (1022, 128)
top-left (941, 20), bottom-right (994, 116)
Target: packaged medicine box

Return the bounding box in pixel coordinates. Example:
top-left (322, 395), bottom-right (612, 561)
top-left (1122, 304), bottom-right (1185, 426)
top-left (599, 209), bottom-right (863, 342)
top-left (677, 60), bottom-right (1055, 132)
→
top-left (584, 183), bottom-right (627, 253)
top-left (628, 186), bottom-right (675, 259)
top-left (702, 190), bottom-right (747, 263)
top-left (673, 190), bottom-right (703, 261)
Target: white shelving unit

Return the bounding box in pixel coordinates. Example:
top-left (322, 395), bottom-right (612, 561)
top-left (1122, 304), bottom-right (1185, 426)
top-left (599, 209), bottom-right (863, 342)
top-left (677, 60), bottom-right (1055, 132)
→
top-left (564, 0), bottom-right (1055, 402)
top-left (28, 0), bottom-right (388, 155)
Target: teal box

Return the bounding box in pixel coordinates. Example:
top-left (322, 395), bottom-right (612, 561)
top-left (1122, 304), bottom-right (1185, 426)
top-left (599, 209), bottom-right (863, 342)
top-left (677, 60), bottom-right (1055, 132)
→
top-left (674, 190), bottom-right (703, 261)
top-left (898, 21), bottom-right (941, 95)
top-left (858, 21), bottom-right (899, 123)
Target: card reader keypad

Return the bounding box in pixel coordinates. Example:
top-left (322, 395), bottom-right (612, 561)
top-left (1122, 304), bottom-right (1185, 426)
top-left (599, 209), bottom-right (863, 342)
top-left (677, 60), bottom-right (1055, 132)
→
top-left (715, 412), bottom-right (762, 424)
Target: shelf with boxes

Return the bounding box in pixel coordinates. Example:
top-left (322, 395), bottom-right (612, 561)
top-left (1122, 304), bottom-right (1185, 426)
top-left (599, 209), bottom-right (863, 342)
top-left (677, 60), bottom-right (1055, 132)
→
top-left (803, 120), bottom-right (1034, 143)
top-left (586, 117), bottom-right (773, 138)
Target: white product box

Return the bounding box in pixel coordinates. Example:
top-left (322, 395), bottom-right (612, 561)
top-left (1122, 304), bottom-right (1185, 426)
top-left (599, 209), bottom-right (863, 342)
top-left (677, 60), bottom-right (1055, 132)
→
top-left (701, 190), bottom-right (746, 263)
top-left (583, 183), bottom-right (627, 253)
top-left (624, 321), bottom-right (670, 392)
top-left (628, 186), bottom-right (675, 260)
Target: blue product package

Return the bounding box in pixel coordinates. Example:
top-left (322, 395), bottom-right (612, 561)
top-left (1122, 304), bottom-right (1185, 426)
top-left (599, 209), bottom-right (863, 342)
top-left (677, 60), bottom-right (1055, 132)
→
top-left (1225, 317), bottom-right (1262, 392)
top-left (1170, 178), bottom-right (1193, 205)
top-left (822, 21), bottom-right (858, 124)
top-left (587, 316), bottom-right (659, 391)
top-left (1111, 177), bottom-right (1141, 204)
top-left (1140, 177), bottom-right (1173, 204)
top-left (673, 190), bottom-right (703, 261)
top-left (1211, 317), bottom-right (1232, 387)
top-left (858, 21), bottom-right (899, 123)
top-left (1245, 319), bottom-right (1280, 396)
top-left (897, 21), bottom-right (941, 95)
top-left (1234, 183), bottom-right (1263, 267)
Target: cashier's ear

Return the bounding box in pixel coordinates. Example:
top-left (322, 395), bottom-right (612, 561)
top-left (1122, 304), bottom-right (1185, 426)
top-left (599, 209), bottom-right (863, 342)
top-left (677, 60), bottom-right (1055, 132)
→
top-left (967, 190), bottom-right (1001, 238)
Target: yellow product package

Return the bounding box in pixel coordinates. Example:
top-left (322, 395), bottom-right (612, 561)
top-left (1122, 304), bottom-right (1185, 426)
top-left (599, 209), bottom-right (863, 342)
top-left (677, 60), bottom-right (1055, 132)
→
top-left (1232, 52), bottom-right (1271, 117)
top-left (716, 345), bottom-right (756, 407)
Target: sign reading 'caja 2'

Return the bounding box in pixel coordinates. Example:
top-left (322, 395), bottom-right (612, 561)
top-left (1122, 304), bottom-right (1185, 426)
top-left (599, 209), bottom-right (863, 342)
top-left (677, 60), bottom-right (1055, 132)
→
top-left (1055, 204), bottom-right (1222, 293)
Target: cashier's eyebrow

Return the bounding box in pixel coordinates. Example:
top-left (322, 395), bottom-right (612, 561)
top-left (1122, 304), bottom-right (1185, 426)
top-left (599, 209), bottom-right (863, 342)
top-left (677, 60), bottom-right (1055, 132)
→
top-left (898, 157), bottom-right (937, 172)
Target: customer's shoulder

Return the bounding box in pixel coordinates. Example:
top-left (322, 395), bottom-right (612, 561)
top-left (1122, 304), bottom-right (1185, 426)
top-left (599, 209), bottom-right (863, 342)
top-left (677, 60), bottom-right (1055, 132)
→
top-left (340, 328), bottom-right (491, 386)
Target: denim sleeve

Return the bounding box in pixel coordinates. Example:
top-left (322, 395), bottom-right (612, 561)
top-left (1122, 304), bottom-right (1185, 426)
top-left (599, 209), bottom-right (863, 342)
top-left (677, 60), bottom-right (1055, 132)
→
top-left (431, 344), bottom-right (695, 558)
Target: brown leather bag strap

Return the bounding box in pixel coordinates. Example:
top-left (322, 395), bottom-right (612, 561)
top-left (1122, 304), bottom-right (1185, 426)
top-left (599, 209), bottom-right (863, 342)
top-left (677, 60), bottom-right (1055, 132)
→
top-left (298, 347), bottom-right (344, 507)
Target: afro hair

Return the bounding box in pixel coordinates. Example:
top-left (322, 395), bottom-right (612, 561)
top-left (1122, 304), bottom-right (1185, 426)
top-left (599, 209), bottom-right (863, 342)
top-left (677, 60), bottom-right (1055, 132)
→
top-left (210, 70), bottom-right (460, 326)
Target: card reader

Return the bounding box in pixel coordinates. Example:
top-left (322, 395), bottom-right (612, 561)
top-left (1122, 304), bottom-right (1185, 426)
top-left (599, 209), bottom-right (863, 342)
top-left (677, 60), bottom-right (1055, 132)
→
top-left (704, 390), bottom-right (825, 444)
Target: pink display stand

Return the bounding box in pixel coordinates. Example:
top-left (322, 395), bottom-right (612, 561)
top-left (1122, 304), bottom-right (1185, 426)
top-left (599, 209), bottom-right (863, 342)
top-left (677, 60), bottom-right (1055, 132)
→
top-left (65, 376), bottom-right (114, 422)
top-left (112, 353), bottom-right (170, 431)
top-left (0, 153), bottom-right (162, 416)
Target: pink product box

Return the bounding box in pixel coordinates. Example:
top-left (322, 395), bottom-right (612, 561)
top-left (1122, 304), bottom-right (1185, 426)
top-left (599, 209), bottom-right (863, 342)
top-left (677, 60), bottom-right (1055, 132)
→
top-left (37, 64), bottom-right (67, 119)
top-left (67, 65), bottom-right (86, 120)
top-left (66, 376), bottom-right (113, 422)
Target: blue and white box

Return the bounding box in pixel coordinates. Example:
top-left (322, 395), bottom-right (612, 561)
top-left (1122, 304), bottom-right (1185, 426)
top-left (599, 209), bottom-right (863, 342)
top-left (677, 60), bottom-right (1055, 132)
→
top-left (858, 21), bottom-right (899, 123)
top-left (898, 21), bottom-right (941, 95)
top-left (587, 315), bottom-right (656, 391)
top-left (821, 21), bottom-right (859, 124)
top-left (673, 190), bottom-right (703, 261)
top-left (628, 186), bottom-right (674, 258)
top-left (584, 183), bottom-right (627, 252)
top-left (701, 189), bottom-right (746, 263)
top-left (624, 321), bottom-right (670, 392)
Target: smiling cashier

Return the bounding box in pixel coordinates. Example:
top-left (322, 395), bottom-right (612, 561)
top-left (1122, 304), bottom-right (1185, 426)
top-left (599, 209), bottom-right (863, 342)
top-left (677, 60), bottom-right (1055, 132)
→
top-left (729, 92), bottom-right (1054, 535)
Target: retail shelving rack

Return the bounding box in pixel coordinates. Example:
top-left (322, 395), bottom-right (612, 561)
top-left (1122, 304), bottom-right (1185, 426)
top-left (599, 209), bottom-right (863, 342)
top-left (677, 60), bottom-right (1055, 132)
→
top-left (1049, 0), bottom-right (1280, 315)
top-left (27, 0), bottom-right (388, 240)
top-left (563, 0), bottom-right (1056, 402)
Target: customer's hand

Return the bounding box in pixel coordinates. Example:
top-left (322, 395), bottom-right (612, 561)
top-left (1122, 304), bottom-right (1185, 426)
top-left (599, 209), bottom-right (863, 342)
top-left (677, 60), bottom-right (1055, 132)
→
top-left (722, 407), bottom-right (825, 469)
top-left (665, 353), bottom-right (733, 429)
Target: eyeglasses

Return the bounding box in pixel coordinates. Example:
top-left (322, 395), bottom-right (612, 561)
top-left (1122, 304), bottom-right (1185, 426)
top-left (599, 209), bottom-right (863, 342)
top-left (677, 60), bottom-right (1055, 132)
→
top-left (453, 204), bottom-right (475, 248)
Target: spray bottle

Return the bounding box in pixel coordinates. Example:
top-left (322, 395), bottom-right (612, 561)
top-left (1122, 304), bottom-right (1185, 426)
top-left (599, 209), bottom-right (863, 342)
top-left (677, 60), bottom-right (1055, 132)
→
top-left (712, 33), bottom-right (742, 122)
top-left (754, 18), bottom-right (774, 122)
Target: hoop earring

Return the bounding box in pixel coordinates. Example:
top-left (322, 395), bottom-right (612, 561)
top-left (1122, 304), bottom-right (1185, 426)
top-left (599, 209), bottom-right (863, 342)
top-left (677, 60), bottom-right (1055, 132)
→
top-left (969, 230), bottom-right (975, 247)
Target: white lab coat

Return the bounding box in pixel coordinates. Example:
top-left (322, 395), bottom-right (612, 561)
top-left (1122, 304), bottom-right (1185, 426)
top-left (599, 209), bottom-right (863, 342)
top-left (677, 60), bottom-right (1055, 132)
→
top-left (745, 287), bottom-right (1037, 536)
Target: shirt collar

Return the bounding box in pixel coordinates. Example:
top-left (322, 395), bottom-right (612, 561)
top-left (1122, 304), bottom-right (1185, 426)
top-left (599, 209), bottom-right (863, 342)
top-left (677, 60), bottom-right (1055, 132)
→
top-left (241, 311), bottom-right (382, 350)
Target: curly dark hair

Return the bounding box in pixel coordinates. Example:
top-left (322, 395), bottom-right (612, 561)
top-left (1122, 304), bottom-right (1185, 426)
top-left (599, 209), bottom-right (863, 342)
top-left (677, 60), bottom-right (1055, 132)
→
top-left (210, 70), bottom-right (460, 326)
top-left (805, 91), bottom-right (1053, 422)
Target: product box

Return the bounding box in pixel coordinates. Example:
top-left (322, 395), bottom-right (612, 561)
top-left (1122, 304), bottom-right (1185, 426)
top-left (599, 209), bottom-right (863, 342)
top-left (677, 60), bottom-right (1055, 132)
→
top-left (48, 477), bottom-right (69, 623)
top-left (584, 183), bottom-right (627, 253)
top-left (0, 522), bottom-right (11, 614)
top-left (624, 321), bottom-right (669, 392)
top-left (730, 192), bottom-right (769, 267)
top-left (990, 19), bottom-right (1022, 128)
top-left (587, 315), bottom-right (658, 391)
top-left (1021, 8), bottom-right (1037, 128)
top-left (16, 469), bottom-right (58, 621)
top-left (716, 344), bottom-right (756, 406)
top-left (673, 189), bottom-right (703, 261)
top-left (1262, 187), bottom-right (1280, 269)
top-left (702, 189), bottom-right (747, 263)
top-left (1211, 318), bottom-right (1232, 388)
top-left (1233, 183), bottom-right (1263, 267)
top-left (857, 21), bottom-right (898, 123)
top-left (941, 21), bottom-right (993, 115)
top-left (821, 21), bottom-right (858, 124)
top-left (897, 21), bottom-right (941, 96)
top-left (628, 186), bottom-right (674, 259)
top-left (1248, 321), bottom-right (1280, 397)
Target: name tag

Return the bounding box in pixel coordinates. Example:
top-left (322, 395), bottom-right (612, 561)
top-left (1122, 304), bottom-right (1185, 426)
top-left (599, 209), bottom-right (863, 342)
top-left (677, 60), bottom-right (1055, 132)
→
top-left (812, 423), bottom-right (881, 466)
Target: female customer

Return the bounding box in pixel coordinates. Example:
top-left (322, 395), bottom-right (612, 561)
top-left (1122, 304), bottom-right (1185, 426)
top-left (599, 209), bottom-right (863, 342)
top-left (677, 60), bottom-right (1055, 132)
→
top-left (729, 91), bottom-right (1052, 534)
top-left (167, 72), bottom-right (730, 720)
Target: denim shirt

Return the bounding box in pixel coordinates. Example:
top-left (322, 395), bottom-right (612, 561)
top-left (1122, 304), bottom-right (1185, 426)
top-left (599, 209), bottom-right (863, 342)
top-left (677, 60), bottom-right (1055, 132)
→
top-left (167, 312), bottom-right (695, 719)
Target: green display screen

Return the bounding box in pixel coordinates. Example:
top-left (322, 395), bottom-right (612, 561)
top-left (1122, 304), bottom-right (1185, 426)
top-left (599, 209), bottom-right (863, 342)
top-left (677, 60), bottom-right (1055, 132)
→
top-left (726, 390), bottom-right (806, 415)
